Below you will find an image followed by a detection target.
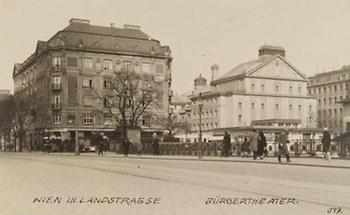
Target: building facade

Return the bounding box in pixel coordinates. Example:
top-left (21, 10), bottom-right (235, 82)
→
top-left (13, 18), bottom-right (172, 151)
top-left (307, 66), bottom-right (350, 133)
top-left (185, 45), bottom-right (321, 154)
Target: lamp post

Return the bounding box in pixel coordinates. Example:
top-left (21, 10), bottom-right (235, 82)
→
top-left (185, 105), bottom-right (191, 142)
top-left (198, 93), bottom-right (203, 159)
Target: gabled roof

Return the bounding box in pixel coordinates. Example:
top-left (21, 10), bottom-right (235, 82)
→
top-left (212, 55), bottom-right (307, 84)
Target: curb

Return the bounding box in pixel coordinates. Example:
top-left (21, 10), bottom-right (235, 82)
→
top-left (10, 152), bottom-right (349, 170)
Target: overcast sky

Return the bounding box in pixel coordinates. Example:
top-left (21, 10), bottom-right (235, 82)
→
top-left (1, 0), bottom-right (350, 94)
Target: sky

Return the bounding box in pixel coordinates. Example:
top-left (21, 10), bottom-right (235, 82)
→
top-left (1, 0), bottom-right (350, 94)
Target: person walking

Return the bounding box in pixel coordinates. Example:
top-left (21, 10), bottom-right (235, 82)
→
top-left (152, 132), bottom-right (159, 155)
top-left (122, 138), bottom-right (130, 157)
top-left (257, 130), bottom-right (267, 159)
top-left (250, 130), bottom-right (259, 160)
top-left (322, 127), bottom-right (331, 160)
top-left (278, 130), bottom-right (291, 162)
top-left (97, 141), bottom-right (103, 156)
top-left (223, 131), bottom-right (231, 157)
top-left (241, 136), bottom-right (250, 158)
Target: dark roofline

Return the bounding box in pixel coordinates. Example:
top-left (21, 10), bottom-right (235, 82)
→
top-left (13, 45), bottom-right (172, 78)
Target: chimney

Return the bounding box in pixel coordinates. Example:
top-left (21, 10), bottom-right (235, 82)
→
top-left (211, 64), bottom-right (219, 81)
top-left (110, 23), bottom-right (116, 28)
top-left (124, 24), bottom-right (141, 30)
top-left (69, 18), bottom-right (90, 25)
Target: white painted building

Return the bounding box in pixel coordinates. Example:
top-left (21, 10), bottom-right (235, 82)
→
top-left (186, 45), bottom-right (322, 154)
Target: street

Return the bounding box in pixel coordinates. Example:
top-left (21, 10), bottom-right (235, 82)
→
top-left (0, 152), bottom-right (349, 215)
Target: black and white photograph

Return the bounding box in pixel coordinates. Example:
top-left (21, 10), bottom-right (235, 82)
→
top-left (0, 0), bottom-right (349, 214)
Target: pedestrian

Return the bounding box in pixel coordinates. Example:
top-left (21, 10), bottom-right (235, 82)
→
top-left (223, 131), bottom-right (231, 157)
top-left (97, 141), bottom-right (103, 156)
top-left (257, 130), bottom-right (267, 159)
top-left (241, 136), bottom-right (250, 157)
top-left (250, 130), bottom-right (259, 160)
top-left (152, 132), bottom-right (159, 155)
top-left (278, 130), bottom-right (291, 162)
top-left (322, 127), bottom-right (331, 160)
top-left (122, 138), bottom-right (130, 157)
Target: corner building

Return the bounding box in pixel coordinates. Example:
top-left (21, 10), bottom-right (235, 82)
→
top-left (13, 18), bottom-right (172, 151)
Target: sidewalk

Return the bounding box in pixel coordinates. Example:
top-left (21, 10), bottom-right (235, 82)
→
top-left (32, 152), bottom-right (350, 169)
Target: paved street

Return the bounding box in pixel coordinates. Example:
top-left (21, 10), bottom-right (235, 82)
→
top-left (0, 152), bottom-right (349, 215)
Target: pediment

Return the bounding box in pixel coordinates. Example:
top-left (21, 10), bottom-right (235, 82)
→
top-left (248, 57), bottom-right (306, 81)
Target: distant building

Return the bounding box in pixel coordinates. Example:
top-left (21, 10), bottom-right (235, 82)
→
top-left (307, 66), bottom-right (350, 133)
top-left (186, 45), bottom-right (321, 154)
top-left (12, 18), bottom-right (172, 151)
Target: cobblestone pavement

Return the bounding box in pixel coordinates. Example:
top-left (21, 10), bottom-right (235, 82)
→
top-left (0, 152), bottom-right (349, 215)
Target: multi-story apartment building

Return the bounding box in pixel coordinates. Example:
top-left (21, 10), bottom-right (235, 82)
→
top-left (307, 66), bottom-right (350, 133)
top-left (186, 45), bottom-right (320, 153)
top-left (12, 18), bottom-right (172, 151)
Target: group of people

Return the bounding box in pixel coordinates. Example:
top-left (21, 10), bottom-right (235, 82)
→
top-left (240, 130), bottom-right (268, 160)
top-left (224, 129), bottom-right (291, 163)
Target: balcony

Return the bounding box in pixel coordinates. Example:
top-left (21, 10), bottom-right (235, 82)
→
top-left (52, 83), bottom-right (62, 91)
top-left (51, 103), bottom-right (62, 110)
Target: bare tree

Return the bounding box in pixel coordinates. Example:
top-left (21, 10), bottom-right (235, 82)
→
top-left (104, 69), bottom-right (155, 140)
top-left (13, 93), bottom-right (35, 152)
top-left (153, 114), bottom-right (191, 138)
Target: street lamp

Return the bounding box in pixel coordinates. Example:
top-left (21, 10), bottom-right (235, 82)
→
top-left (198, 93), bottom-right (203, 159)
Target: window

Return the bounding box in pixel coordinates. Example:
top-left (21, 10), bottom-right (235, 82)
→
top-left (251, 103), bottom-right (255, 110)
top-left (104, 79), bottom-right (112, 89)
top-left (83, 114), bottom-right (93, 124)
top-left (83, 78), bottom-right (93, 88)
top-left (52, 76), bottom-right (61, 89)
top-left (104, 114), bottom-right (113, 125)
top-left (67, 57), bottom-right (78, 67)
top-left (141, 63), bottom-right (151, 73)
top-left (334, 85), bottom-right (337, 92)
top-left (298, 105), bottom-right (302, 111)
top-left (261, 84), bottom-right (265, 91)
top-left (323, 98), bottom-right (326, 105)
top-left (289, 86), bottom-right (293, 93)
top-left (103, 59), bottom-right (113, 70)
top-left (261, 103), bottom-right (265, 110)
top-left (103, 97), bottom-right (112, 107)
top-left (82, 58), bottom-right (93, 69)
top-left (275, 85), bottom-right (280, 92)
top-left (52, 95), bottom-right (61, 108)
top-left (238, 114), bottom-right (242, 122)
top-left (289, 104), bottom-right (292, 111)
top-left (275, 104), bottom-right (279, 110)
top-left (83, 95), bottom-right (93, 106)
top-left (324, 87), bottom-right (327, 93)
top-left (95, 58), bottom-right (102, 69)
top-left (329, 97), bottom-right (332, 104)
top-left (238, 102), bottom-right (242, 110)
top-left (251, 83), bottom-right (255, 91)
top-left (53, 56), bottom-right (62, 67)
top-left (53, 114), bottom-right (61, 124)
top-left (298, 86), bottom-right (302, 93)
